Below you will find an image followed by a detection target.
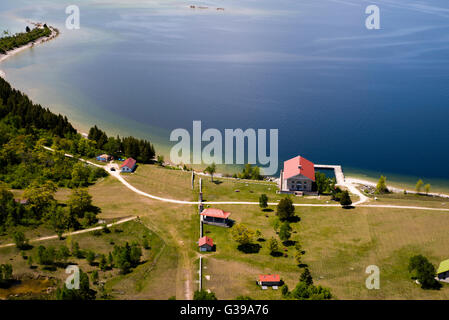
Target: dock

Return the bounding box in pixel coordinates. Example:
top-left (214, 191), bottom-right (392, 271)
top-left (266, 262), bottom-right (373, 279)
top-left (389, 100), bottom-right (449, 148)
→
top-left (314, 164), bottom-right (345, 186)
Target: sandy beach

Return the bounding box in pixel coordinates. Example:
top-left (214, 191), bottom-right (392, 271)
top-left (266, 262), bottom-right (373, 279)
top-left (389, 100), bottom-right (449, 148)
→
top-left (0, 24), bottom-right (58, 78)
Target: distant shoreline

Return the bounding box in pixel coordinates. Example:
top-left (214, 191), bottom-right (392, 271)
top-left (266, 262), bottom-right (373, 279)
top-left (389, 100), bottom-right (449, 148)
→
top-left (0, 23), bottom-right (58, 78)
top-left (1, 23), bottom-right (448, 195)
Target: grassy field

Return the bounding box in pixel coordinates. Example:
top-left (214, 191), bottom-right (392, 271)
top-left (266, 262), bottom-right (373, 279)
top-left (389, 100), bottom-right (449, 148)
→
top-left (0, 175), bottom-right (199, 300)
top-left (361, 192), bottom-right (449, 209)
top-left (201, 204), bottom-right (449, 299)
top-left (3, 162), bottom-right (449, 300)
top-left (125, 164), bottom-right (333, 204)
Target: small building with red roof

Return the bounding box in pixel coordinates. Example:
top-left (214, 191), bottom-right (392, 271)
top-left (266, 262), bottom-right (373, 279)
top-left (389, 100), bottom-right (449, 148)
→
top-left (200, 208), bottom-right (231, 227)
top-left (198, 236), bottom-right (214, 252)
top-left (279, 155), bottom-right (315, 194)
top-left (121, 158), bottom-right (137, 173)
top-left (258, 274), bottom-right (282, 288)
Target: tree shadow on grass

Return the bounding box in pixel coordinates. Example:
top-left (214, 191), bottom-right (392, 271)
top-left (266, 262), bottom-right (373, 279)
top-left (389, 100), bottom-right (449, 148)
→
top-left (0, 279), bottom-right (20, 289)
top-left (18, 244), bottom-right (34, 251)
top-left (237, 243), bottom-right (261, 254)
top-left (282, 240), bottom-right (296, 247)
top-left (270, 251), bottom-right (283, 257)
top-left (342, 205), bottom-right (355, 210)
top-left (298, 263), bottom-right (309, 268)
top-left (42, 265), bottom-right (57, 271)
top-left (281, 216), bottom-right (300, 223)
top-left (212, 180), bottom-right (223, 185)
top-left (262, 208), bottom-right (273, 212)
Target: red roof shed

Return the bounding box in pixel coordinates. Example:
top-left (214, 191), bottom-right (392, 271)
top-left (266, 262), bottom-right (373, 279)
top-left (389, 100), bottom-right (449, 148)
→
top-left (200, 208), bottom-right (231, 219)
top-left (198, 236), bottom-right (214, 247)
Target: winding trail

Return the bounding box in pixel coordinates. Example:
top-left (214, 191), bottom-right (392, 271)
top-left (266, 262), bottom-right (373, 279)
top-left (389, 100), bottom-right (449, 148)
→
top-left (41, 147), bottom-right (449, 213)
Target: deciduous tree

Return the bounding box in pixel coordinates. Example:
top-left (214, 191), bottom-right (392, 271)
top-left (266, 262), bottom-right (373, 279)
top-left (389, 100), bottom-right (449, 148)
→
top-left (279, 221), bottom-right (292, 242)
top-left (268, 237), bottom-right (279, 255)
top-left (276, 198), bottom-right (295, 221)
top-left (339, 190), bottom-right (352, 207)
top-left (259, 194), bottom-right (268, 209)
top-left (376, 175), bottom-right (389, 194)
top-left (231, 223), bottom-right (254, 246)
top-left (416, 179), bottom-right (424, 193)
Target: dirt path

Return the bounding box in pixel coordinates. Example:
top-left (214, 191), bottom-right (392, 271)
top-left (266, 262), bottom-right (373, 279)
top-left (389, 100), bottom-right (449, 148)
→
top-left (0, 216), bottom-right (137, 248)
top-left (42, 147), bottom-right (449, 212)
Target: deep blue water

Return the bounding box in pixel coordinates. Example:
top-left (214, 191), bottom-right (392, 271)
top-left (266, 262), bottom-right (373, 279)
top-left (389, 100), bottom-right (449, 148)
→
top-left (1, 0), bottom-right (449, 185)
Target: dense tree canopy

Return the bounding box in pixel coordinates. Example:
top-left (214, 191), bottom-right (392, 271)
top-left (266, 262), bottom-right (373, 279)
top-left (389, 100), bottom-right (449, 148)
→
top-left (235, 164), bottom-right (263, 180)
top-left (55, 268), bottom-right (96, 300)
top-left (112, 242), bottom-right (142, 274)
top-left (193, 290), bottom-right (217, 300)
top-left (408, 255), bottom-right (441, 290)
top-left (0, 27), bottom-right (51, 54)
top-left (314, 172), bottom-right (335, 194)
top-left (88, 125), bottom-right (155, 163)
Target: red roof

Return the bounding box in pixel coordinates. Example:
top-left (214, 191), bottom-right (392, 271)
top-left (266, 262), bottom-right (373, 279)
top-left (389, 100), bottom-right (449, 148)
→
top-left (283, 155), bottom-right (315, 181)
top-left (120, 158), bottom-right (136, 169)
top-left (198, 236), bottom-right (214, 247)
top-left (200, 208), bottom-right (231, 219)
top-left (259, 274), bottom-right (280, 283)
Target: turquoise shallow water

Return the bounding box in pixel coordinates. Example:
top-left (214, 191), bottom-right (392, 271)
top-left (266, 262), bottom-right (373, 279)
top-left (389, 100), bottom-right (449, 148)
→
top-left (1, 0), bottom-right (449, 189)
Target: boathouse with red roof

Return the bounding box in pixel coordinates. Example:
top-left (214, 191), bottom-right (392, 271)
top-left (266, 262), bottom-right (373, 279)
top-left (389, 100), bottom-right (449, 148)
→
top-left (279, 155), bottom-right (315, 194)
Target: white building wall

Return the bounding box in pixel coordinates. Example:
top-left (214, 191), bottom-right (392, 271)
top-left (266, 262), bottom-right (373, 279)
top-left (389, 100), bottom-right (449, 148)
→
top-left (284, 174), bottom-right (313, 192)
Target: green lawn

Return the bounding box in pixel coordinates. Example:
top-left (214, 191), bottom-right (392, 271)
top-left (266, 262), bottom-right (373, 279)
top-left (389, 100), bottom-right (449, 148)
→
top-left (3, 164), bottom-right (449, 300)
top-left (362, 192), bottom-right (449, 209)
top-left (201, 204), bottom-right (449, 299)
top-left (125, 163), bottom-right (333, 204)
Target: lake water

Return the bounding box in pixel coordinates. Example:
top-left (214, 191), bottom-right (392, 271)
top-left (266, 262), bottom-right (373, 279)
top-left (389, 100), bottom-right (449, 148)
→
top-left (1, 0), bottom-right (449, 189)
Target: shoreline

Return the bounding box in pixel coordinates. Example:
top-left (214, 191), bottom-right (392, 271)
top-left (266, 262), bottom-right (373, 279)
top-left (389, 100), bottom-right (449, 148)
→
top-left (345, 171), bottom-right (449, 195)
top-left (1, 23), bottom-right (448, 197)
top-left (345, 176), bottom-right (449, 199)
top-left (0, 23), bottom-right (59, 78)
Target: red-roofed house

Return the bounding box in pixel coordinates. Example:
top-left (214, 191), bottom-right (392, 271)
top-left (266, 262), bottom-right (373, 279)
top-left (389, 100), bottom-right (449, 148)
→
top-left (279, 155), bottom-right (315, 194)
top-left (258, 274), bottom-right (282, 287)
top-left (200, 208), bottom-right (231, 227)
top-left (198, 236), bottom-right (214, 252)
top-left (121, 158), bottom-right (137, 173)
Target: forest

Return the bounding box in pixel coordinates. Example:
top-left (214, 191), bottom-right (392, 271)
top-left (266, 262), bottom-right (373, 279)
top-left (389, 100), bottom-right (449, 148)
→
top-left (0, 74), bottom-right (155, 233)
